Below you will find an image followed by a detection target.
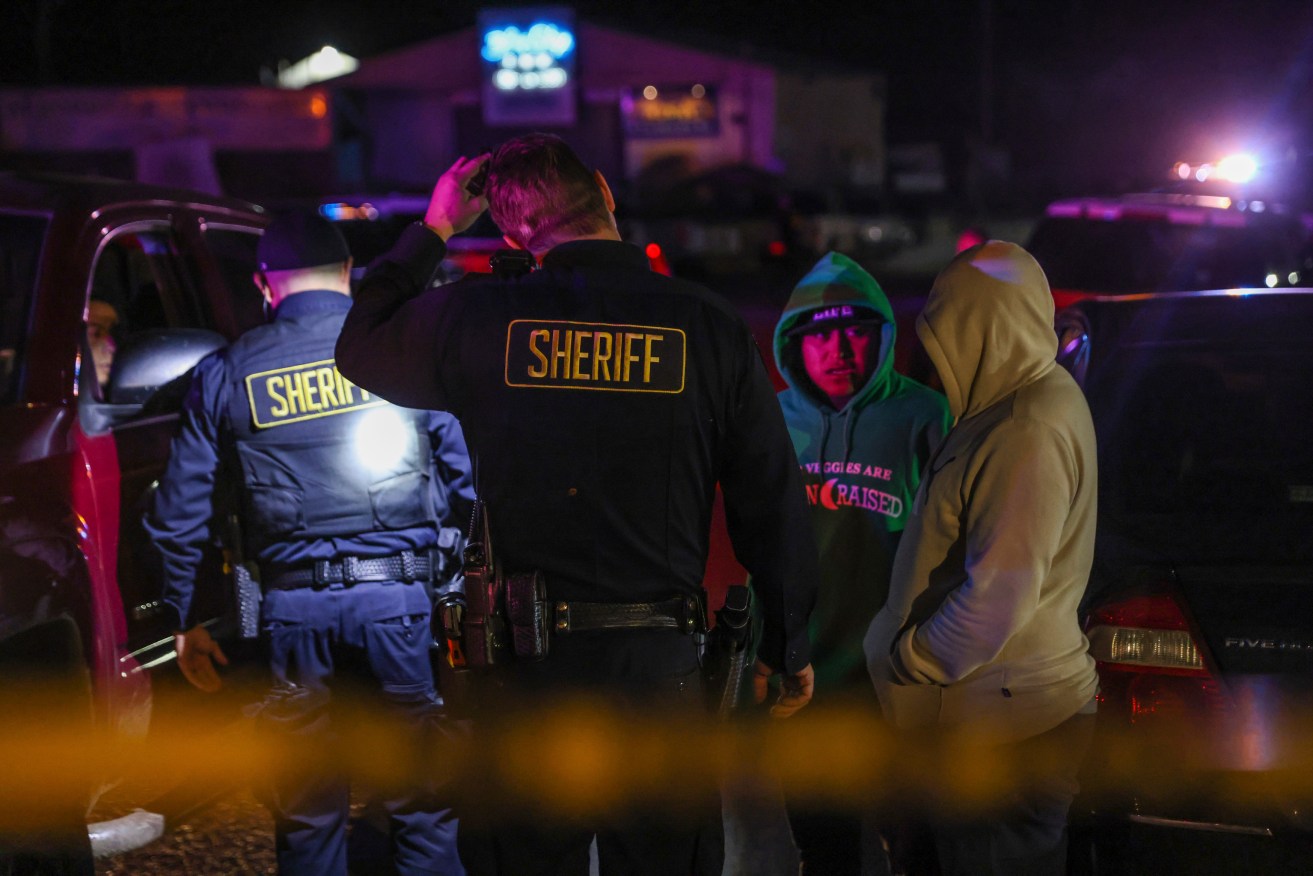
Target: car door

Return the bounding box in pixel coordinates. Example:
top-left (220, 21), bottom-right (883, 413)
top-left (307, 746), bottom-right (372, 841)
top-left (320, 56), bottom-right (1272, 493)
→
top-left (79, 215), bottom-right (233, 663)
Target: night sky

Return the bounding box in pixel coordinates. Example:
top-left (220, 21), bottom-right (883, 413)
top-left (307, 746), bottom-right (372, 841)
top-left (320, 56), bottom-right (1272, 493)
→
top-left (3, 0), bottom-right (1313, 199)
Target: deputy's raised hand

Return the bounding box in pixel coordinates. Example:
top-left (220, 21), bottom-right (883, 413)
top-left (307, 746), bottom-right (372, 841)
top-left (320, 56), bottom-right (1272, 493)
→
top-left (174, 625), bottom-right (229, 693)
top-left (424, 154), bottom-right (492, 241)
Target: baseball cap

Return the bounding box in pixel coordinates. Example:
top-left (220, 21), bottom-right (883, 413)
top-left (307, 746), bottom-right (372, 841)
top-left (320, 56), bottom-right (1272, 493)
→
top-left (786, 303), bottom-right (884, 337)
top-left (257, 210), bottom-right (351, 272)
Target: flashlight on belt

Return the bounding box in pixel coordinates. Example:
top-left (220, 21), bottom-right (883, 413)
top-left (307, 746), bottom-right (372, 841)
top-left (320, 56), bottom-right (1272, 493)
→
top-left (434, 592), bottom-right (467, 668)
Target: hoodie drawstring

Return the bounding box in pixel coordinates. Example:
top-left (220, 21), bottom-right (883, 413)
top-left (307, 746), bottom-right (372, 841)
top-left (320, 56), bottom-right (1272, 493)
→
top-left (841, 404), bottom-right (861, 467)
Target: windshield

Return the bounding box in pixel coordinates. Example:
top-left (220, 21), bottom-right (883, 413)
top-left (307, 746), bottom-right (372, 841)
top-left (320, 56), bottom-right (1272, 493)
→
top-left (1029, 215), bottom-right (1302, 293)
top-left (0, 213), bottom-right (49, 405)
top-left (1084, 294), bottom-right (1313, 564)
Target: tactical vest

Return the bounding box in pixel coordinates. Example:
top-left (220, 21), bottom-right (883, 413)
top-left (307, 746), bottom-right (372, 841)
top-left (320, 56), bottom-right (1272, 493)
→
top-left (223, 305), bottom-right (435, 554)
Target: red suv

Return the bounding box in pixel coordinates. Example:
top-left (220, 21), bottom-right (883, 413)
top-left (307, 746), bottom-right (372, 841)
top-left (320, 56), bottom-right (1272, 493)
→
top-left (0, 173), bottom-right (267, 847)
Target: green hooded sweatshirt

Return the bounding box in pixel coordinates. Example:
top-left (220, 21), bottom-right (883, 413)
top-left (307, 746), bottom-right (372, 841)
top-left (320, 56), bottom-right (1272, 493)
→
top-left (772, 252), bottom-right (950, 693)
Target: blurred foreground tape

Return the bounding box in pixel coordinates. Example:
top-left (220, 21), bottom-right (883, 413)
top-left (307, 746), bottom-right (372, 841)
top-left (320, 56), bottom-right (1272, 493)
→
top-left (2, 690), bottom-right (1313, 829)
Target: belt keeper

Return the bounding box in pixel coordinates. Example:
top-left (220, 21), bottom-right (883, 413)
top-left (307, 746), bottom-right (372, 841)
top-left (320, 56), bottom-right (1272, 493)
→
top-left (400, 551), bottom-right (417, 583)
top-left (313, 560), bottom-right (332, 586)
top-left (555, 601), bottom-right (571, 633)
top-left (342, 556), bottom-right (361, 585)
top-left (681, 595), bottom-right (698, 634)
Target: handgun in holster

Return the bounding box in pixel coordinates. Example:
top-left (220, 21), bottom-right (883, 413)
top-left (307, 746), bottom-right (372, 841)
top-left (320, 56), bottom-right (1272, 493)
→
top-left (701, 584), bottom-right (755, 719)
top-left (434, 499), bottom-right (549, 671)
top-left (226, 512), bottom-right (262, 639)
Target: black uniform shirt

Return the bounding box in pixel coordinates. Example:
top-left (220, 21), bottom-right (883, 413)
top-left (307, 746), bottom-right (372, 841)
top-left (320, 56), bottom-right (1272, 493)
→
top-left (337, 225), bottom-right (817, 673)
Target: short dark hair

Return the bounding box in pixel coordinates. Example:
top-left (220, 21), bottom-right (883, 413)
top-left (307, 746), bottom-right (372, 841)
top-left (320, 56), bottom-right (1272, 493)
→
top-left (487, 133), bottom-right (611, 253)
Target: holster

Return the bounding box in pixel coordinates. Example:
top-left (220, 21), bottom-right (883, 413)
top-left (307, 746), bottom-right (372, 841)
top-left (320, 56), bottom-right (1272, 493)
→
top-left (701, 584), bottom-right (754, 719)
top-left (446, 501), bottom-right (549, 669)
top-left (462, 538), bottom-right (508, 667)
top-left (505, 570), bottom-right (549, 660)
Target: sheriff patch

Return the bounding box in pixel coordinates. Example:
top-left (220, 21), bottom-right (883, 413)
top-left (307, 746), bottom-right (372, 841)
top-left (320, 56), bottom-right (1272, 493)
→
top-left (245, 359), bottom-right (384, 428)
top-left (505, 320), bottom-right (686, 393)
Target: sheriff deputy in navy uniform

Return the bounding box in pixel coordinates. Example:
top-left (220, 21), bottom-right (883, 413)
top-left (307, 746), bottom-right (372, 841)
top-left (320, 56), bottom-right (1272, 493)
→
top-left (145, 211), bottom-right (474, 876)
top-left (335, 134), bottom-right (820, 876)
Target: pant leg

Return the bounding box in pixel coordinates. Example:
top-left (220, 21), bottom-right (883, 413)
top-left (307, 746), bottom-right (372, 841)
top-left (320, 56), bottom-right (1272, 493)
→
top-left (594, 665), bottom-right (722, 876)
top-left (260, 588), bottom-right (349, 876)
top-left (351, 581), bottom-right (465, 875)
top-left (486, 633), bottom-right (716, 876)
top-left (933, 712), bottom-right (1097, 876)
top-left (490, 820), bottom-right (594, 876)
top-left (789, 805), bottom-right (861, 876)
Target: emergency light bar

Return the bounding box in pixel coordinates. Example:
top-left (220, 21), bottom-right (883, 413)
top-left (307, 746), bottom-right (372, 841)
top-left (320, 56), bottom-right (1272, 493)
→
top-left (1172, 154), bottom-right (1259, 185)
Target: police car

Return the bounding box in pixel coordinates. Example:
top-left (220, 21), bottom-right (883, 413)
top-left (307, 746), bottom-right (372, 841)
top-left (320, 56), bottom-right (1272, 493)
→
top-left (1027, 155), bottom-right (1313, 307)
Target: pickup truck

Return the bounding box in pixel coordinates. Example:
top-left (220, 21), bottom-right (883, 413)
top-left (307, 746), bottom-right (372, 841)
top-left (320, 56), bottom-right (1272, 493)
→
top-left (0, 172), bottom-right (268, 856)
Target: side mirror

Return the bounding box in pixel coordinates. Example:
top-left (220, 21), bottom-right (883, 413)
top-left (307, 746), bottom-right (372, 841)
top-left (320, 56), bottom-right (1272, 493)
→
top-left (1054, 307), bottom-right (1092, 389)
top-left (106, 329), bottom-right (227, 407)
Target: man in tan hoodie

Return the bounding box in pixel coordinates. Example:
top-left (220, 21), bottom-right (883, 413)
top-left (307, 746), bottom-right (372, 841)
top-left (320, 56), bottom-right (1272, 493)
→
top-left (864, 241), bottom-right (1098, 875)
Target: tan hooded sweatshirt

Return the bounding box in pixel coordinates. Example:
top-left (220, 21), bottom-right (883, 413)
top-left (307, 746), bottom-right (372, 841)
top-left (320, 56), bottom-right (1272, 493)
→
top-left (863, 241), bottom-right (1098, 745)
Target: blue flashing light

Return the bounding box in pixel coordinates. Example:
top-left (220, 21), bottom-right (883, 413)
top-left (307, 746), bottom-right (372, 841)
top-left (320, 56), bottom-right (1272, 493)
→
top-left (481, 22), bottom-right (575, 64)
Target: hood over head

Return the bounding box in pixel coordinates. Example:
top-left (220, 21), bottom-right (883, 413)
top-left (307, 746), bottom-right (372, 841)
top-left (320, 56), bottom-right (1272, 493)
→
top-left (773, 251), bottom-right (896, 410)
top-left (917, 241), bottom-right (1056, 420)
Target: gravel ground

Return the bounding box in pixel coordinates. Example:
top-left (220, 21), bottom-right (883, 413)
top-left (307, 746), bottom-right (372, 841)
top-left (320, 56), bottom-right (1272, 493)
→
top-left (95, 788), bottom-right (276, 876)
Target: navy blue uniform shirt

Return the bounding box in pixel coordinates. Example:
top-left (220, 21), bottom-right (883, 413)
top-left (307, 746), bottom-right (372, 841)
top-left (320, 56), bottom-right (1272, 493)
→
top-left (337, 226), bottom-right (818, 674)
top-left (147, 289), bottom-right (474, 631)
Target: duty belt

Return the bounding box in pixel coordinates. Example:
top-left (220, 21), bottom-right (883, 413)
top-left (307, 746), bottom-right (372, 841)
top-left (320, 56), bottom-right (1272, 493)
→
top-left (265, 551), bottom-right (432, 591)
top-left (552, 594), bottom-right (703, 635)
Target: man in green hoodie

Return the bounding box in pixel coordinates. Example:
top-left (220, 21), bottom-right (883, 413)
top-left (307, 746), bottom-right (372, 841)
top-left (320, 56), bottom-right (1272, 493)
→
top-left (772, 252), bottom-right (951, 874)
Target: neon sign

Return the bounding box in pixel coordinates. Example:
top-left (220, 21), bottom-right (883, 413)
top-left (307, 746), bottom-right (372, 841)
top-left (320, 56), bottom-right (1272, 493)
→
top-left (481, 22), bottom-right (575, 91)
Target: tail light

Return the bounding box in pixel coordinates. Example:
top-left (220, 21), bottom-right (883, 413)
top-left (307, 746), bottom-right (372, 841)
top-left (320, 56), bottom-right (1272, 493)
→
top-left (1086, 592), bottom-right (1230, 724)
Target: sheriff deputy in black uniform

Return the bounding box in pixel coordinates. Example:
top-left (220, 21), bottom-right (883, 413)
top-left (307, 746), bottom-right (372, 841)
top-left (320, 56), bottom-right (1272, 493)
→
top-left (335, 134), bottom-right (819, 876)
top-left (146, 211), bottom-right (473, 875)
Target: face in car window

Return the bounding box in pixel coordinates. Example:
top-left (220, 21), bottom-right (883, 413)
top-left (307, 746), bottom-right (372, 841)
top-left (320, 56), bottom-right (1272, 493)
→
top-left (86, 298), bottom-right (119, 388)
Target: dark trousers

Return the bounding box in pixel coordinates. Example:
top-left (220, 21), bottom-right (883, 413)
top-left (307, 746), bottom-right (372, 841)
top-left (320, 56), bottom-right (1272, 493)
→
top-left (931, 711), bottom-right (1096, 876)
top-left (783, 689), bottom-right (892, 876)
top-left (257, 580), bottom-right (463, 876)
top-left (789, 806), bottom-right (891, 876)
top-left (457, 629), bottom-right (721, 876)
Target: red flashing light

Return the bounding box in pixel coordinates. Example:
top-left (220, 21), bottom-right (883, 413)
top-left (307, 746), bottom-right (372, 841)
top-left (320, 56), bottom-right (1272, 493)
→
top-left (645, 242), bottom-right (662, 260)
top-left (767, 240), bottom-right (787, 257)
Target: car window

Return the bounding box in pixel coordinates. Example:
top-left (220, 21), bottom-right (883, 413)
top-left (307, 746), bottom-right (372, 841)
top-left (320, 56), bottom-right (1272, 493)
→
top-left (85, 225), bottom-right (199, 400)
top-left (1085, 295), bottom-right (1313, 563)
top-left (0, 213), bottom-right (48, 405)
top-left (203, 226), bottom-right (266, 334)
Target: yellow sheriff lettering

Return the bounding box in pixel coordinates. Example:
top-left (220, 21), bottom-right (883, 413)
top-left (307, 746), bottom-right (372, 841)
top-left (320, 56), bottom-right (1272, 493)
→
top-left (248, 361), bottom-right (380, 427)
top-left (506, 320), bottom-right (685, 394)
top-left (593, 331), bottom-right (613, 380)
top-left (572, 328), bottom-right (591, 381)
top-left (528, 329), bottom-right (550, 378)
top-left (266, 375), bottom-right (288, 417)
top-left (316, 366), bottom-right (339, 407)
top-left (643, 333), bottom-right (662, 383)
top-left (300, 370), bottom-right (322, 412)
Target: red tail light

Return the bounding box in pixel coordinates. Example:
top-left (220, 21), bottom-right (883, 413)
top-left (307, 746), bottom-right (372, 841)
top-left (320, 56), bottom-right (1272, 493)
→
top-left (1086, 592), bottom-right (1230, 724)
